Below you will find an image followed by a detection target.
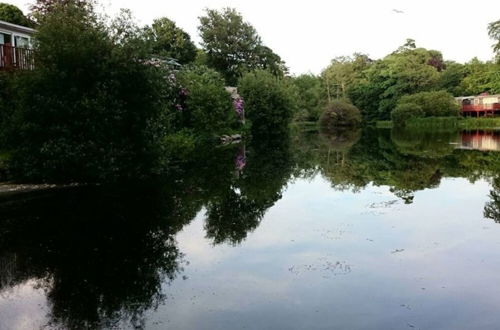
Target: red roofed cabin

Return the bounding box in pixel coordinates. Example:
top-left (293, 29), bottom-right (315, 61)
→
top-left (456, 93), bottom-right (500, 117)
top-left (0, 20), bottom-right (35, 70)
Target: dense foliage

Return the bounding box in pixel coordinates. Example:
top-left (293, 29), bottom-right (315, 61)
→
top-left (288, 74), bottom-right (324, 121)
top-left (349, 43), bottom-right (442, 120)
top-left (238, 70), bottom-right (294, 139)
top-left (489, 19), bottom-right (500, 61)
top-left (391, 91), bottom-right (459, 126)
top-left (177, 65), bottom-right (236, 135)
top-left (146, 17), bottom-right (197, 64)
top-left (391, 103), bottom-right (424, 126)
top-left (319, 100), bottom-right (362, 130)
top-left (198, 8), bottom-right (286, 85)
top-left (0, 2), bottom-right (33, 26)
top-left (322, 53), bottom-right (372, 100)
top-left (3, 3), bottom-right (176, 182)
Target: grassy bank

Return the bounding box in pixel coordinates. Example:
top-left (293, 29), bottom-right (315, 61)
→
top-left (376, 117), bottom-right (500, 130)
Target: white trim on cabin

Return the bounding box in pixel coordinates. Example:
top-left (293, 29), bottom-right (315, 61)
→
top-left (0, 20), bottom-right (35, 48)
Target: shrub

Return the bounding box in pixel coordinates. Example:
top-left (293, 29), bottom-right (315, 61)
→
top-left (391, 103), bottom-right (424, 126)
top-left (319, 100), bottom-right (362, 131)
top-left (390, 90), bottom-right (460, 126)
top-left (238, 70), bottom-right (294, 139)
top-left (5, 3), bottom-right (172, 182)
top-left (289, 74), bottom-right (324, 122)
top-left (397, 90), bottom-right (460, 118)
top-left (0, 71), bottom-right (16, 147)
top-left (177, 66), bottom-right (236, 135)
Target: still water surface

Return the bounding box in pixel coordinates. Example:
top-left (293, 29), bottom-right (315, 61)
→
top-left (1, 128), bottom-right (500, 330)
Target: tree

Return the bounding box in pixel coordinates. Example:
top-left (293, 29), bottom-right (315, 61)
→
top-left (177, 65), bottom-right (236, 135)
top-left (438, 61), bottom-right (467, 96)
top-left (0, 3), bottom-right (32, 27)
top-left (348, 42), bottom-right (442, 121)
top-left (289, 74), bottom-right (324, 121)
top-left (198, 7), bottom-right (285, 85)
top-left (238, 70), bottom-right (294, 139)
top-left (322, 53), bottom-right (371, 101)
top-left (6, 2), bottom-right (174, 182)
top-left (488, 19), bottom-right (500, 61)
top-left (391, 90), bottom-right (460, 126)
top-left (29, 0), bottom-right (93, 23)
top-left (319, 100), bottom-right (362, 130)
top-left (146, 17), bottom-right (197, 64)
top-left (460, 58), bottom-right (500, 95)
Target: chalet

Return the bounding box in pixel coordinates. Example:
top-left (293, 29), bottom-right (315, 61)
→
top-left (455, 93), bottom-right (500, 117)
top-left (0, 20), bottom-right (35, 70)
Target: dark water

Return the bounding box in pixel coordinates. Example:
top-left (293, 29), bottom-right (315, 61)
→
top-left (1, 128), bottom-right (500, 330)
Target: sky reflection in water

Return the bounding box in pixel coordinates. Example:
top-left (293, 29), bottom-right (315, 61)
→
top-left (1, 128), bottom-right (500, 330)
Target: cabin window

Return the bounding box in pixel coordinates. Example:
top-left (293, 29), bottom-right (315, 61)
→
top-left (0, 33), bottom-right (11, 45)
top-left (14, 36), bottom-right (30, 48)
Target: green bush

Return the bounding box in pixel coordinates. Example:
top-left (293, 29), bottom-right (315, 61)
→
top-left (391, 103), bottom-right (424, 126)
top-left (177, 66), bottom-right (236, 135)
top-left (0, 72), bottom-right (16, 147)
top-left (391, 90), bottom-right (460, 126)
top-left (5, 3), bottom-right (173, 182)
top-left (238, 70), bottom-right (294, 139)
top-left (397, 91), bottom-right (460, 117)
top-left (319, 100), bottom-right (362, 131)
top-left (289, 74), bottom-right (324, 121)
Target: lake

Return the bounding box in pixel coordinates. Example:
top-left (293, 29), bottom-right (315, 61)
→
top-left (1, 128), bottom-right (500, 330)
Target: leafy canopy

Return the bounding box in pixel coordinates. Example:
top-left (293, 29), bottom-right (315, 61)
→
top-left (146, 17), bottom-right (197, 64)
top-left (198, 7), bottom-right (286, 85)
top-left (0, 3), bottom-right (32, 27)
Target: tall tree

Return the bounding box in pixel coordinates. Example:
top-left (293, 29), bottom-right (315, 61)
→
top-left (29, 0), bottom-right (93, 23)
top-left (322, 53), bottom-right (372, 101)
top-left (198, 7), bottom-right (285, 85)
top-left (146, 17), bottom-right (197, 64)
top-left (0, 3), bottom-right (32, 27)
top-left (348, 42), bottom-right (443, 120)
top-left (488, 19), bottom-right (500, 61)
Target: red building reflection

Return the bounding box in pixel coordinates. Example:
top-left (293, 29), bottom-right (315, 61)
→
top-left (458, 130), bottom-right (500, 151)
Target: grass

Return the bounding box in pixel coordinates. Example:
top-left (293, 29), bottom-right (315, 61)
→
top-left (405, 117), bottom-right (460, 129)
top-left (459, 117), bottom-right (500, 129)
top-left (377, 117), bottom-right (500, 130)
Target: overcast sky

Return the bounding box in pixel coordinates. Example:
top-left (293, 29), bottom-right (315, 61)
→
top-left (7, 0), bottom-right (500, 74)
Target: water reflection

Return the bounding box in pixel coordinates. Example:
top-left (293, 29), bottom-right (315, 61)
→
top-left (206, 140), bottom-right (292, 245)
top-left (459, 130), bottom-right (500, 152)
top-left (484, 177), bottom-right (500, 223)
top-left (1, 127), bottom-right (500, 329)
top-left (0, 185), bottom-right (186, 329)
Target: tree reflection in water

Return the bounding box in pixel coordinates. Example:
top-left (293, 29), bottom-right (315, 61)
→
top-left (0, 139), bottom-right (294, 328)
top-left (205, 139), bottom-right (292, 245)
top-left (0, 184), bottom-right (185, 329)
top-left (485, 177), bottom-right (500, 223)
top-left (1, 127), bottom-right (500, 328)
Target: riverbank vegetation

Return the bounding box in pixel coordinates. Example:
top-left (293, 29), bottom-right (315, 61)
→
top-left (0, 1), bottom-right (498, 182)
top-left (319, 100), bottom-right (362, 131)
top-left (0, 1), bottom-right (292, 182)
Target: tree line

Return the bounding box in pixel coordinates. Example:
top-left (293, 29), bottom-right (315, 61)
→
top-left (0, 1), bottom-right (498, 181)
top-left (0, 1), bottom-right (295, 182)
